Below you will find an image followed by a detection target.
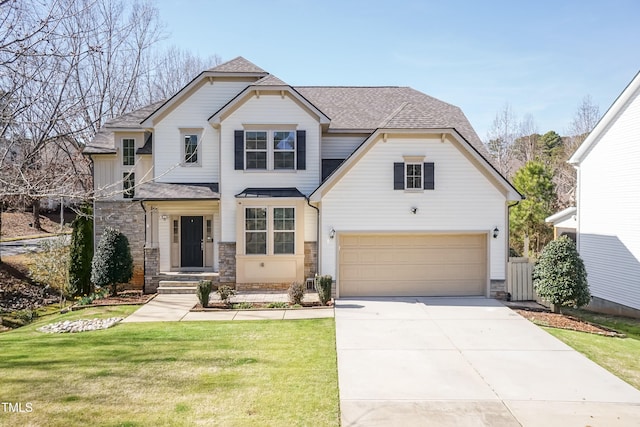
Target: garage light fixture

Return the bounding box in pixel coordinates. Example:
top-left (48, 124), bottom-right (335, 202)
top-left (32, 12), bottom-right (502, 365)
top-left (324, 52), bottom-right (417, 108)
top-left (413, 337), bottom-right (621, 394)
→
top-left (329, 228), bottom-right (336, 239)
top-left (493, 227), bottom-right (499, 238)
top-left (410, 207), bottom-right (418, 214)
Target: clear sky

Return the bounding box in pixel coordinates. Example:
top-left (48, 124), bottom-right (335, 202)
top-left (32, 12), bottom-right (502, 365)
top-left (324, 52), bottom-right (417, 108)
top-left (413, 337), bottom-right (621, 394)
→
top-left (154, 0), bottom-right (640, 140)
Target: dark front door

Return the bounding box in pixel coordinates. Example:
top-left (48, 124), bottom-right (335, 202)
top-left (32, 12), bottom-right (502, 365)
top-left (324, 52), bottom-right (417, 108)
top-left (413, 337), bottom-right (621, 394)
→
top-left (181, 216), bottom-right (203, 268)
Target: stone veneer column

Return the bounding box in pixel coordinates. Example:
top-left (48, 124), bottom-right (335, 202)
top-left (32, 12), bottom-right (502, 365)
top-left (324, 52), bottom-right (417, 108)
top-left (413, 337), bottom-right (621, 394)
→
top-left (218, 242), bottom-right (236, 285)
top-left (94, 200), bottom-right (146, 289)
top-left (490, 279), bottom-right (507, 299)
top-left (144, 247), bottom-right (159, 293)
top-left (304, 241), bottom-right (317, 279)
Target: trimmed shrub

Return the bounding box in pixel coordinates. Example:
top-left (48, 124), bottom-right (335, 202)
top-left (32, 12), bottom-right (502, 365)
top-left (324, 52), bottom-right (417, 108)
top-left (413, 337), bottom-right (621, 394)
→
top-left (91, 227), bottom-right (133, 296)
top-left (316, 275), bottom-right (333, 306)
top-left (288, 281), bottom-right (305, 305)
top-left (266, 301), bottom-right (288, 309)
top-left (233, 302), bottom-right (254, 310)
top-left (533, 236), bottom-right (590, 310)
top-left (69, 204), bottom-right (94, 296)
top-left (216, 284), bottom-right (236, 306)
top-left (197, 280), bottom-right (212, 308)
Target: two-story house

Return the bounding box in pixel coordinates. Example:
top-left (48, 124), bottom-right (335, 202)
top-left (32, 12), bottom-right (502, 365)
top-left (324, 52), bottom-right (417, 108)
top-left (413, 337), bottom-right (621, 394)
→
top-left (84, 57), bottom-right (521, 298)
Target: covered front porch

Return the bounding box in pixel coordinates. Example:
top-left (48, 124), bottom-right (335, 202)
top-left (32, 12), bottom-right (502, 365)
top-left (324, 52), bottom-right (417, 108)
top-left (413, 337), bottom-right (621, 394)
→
top-left (134, 182), bottom-right (221, 293)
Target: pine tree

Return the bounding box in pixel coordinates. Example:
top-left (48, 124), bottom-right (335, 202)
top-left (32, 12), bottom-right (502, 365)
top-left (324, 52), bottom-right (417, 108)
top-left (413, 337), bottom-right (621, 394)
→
top-left (91, 226), bottom-right (133, 296)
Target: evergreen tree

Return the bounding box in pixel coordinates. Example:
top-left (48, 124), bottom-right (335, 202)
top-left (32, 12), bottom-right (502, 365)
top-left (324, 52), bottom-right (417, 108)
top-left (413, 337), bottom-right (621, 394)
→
top-left (510, 161), bottom-right (556, 256)
top-left (69, 204), bottom-right (94, 296)
top-left (91, 226), bottom-right (133, 296)
top-left (533, 236), bottom-right (590, 310)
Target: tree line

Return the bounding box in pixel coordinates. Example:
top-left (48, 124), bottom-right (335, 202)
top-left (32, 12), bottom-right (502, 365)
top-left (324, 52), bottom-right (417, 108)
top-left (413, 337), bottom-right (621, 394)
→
top-left (485, 96), bottom-right (601, 257)
top-left (0, 0), bottom-right (220, 229)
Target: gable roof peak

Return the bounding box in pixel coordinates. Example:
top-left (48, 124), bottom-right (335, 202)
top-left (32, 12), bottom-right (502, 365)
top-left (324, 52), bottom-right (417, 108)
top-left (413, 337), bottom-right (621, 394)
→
top-left (207, 56), bottom-right (267, 74)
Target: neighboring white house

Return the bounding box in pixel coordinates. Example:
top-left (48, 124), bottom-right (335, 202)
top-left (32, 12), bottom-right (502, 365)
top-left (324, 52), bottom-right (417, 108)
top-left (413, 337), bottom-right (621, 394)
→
top-left (569, 70), bottom-right (640, 317)
top-left (545, 206), bottom-right (577, 241)
top-left (84, 57), bottom-right (521, 298)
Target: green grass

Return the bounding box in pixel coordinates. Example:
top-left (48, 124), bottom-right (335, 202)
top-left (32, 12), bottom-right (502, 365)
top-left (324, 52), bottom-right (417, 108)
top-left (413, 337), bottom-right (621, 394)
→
top-left (0, 306), bottom-right (339, 426)
top-left (542, 310), bottom-right (640, 390)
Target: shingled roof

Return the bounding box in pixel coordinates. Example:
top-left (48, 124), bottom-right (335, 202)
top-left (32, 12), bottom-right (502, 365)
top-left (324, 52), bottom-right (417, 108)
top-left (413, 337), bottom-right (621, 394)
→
top-left (207, 56), bottom-right (267, 74)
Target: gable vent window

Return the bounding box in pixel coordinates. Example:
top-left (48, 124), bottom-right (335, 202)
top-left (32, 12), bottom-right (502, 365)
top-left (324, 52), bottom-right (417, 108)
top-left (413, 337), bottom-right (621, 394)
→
top-left (394, 161), bottom-right (434, 191)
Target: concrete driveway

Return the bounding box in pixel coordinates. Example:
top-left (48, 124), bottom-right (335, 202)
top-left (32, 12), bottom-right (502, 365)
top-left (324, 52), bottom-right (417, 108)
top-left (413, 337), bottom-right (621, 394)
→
top-left (335, 297), bottom-right (640, 427)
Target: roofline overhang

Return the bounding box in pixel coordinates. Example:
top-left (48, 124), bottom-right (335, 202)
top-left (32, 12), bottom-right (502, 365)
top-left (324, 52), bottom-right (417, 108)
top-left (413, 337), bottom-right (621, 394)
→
top-left (208, 85), bottom-right (330, 127)
top-left (569, 69), bottom-right (640, 166)
top-left (310, 128), bottom-right (522, 202)
top-left (545, 206), bottom-right (577, 224)
top-left (103, 127), bottom-right (146, 132)
top-left (140, 70), bottom-right (268, 127)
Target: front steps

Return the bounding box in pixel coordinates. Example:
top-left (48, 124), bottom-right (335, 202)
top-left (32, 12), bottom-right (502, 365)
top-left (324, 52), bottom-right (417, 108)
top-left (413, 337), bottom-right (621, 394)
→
top-left (157, 273), bottom-right (219, 294)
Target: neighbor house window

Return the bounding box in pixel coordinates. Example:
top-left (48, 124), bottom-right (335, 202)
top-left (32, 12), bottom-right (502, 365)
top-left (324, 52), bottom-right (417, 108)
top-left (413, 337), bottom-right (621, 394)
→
top-left (273, 207), bottom-right (295, 254)
top-left (184, 134), bottom-right (198, 164)
top-left (122, 139), bottom-right (135, 166)
top-left (245, 207), bottom-right (267, 254)
top-left (123, 172), bottom-right (135, 198)
top-left (273, 131), bottom-right (295, 170)
top-left (245, 131), bottom-right (268, 169)
top-left (406, 163), bottom-right (423, 190)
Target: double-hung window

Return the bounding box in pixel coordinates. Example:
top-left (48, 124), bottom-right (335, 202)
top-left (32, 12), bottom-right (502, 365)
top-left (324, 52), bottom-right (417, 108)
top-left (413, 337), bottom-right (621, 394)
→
top-left (122, 139), bottom-right (135, 166)
top-left (245, 207), bottom-right (295, 255)
top-left (405, 163), bottom-right (423, 190)
top-left (273, 207), bottom-right (295, 254)
top-left (273, 131), bottom-right (295, 170)
top-left (123, 172), bottom-right (135, 198)
top-left (244, 130), bottom-right (295, 170)
top-left (184, 134), bottom-right (198, 164)
top-left (245, 131), bottom-right (268, 169)
top-left (245, 207), bottom-right (267, 254)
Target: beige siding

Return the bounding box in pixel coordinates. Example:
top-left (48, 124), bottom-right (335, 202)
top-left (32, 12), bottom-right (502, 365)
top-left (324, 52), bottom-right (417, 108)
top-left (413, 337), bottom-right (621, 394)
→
top-left (304, 204), bottom-right (318, 241)
top-left (339, 233), bottom-right (487, 297)
top-left (319, 134), bottom-right (507, 282)
top-left (93, 156), bottom-right (116, 199)
top-left (154, 79), bottom-right (251, 184)
top-left (219, 92), bottom-right (322, 241)
top-left (578, 89), bottom-right (640, 311)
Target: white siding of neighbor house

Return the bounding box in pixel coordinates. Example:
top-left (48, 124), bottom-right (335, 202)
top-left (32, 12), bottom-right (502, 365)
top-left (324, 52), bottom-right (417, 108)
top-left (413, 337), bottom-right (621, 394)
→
top-left (219, 93), bottom-right (322, 241)
top-left (322, 135), bottom-right (367, 159)
top-left (578, 88), bottom-right (640, 311)
top-left (319, 134), bottom-right (508, 281)
top-left (153, 79), bottom-right (252, 183)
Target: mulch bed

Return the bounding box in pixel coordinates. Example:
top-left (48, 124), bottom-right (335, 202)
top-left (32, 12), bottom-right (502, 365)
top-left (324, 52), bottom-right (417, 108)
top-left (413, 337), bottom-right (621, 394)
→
top-left (73, 291), bottom-right (154, 309)
top-left (514, 308), bottom-right (624, 337)
top-left (193, 301), bottom-right (330, 311)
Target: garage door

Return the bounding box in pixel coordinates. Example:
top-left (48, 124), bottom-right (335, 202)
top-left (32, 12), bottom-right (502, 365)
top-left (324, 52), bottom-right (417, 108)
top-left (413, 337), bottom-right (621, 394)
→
top-left (339, 233), bottom-right (487, 297)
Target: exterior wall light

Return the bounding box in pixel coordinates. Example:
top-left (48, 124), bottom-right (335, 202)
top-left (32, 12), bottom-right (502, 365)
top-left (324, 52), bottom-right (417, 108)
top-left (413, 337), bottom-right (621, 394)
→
top-left (411, 207), bottom-right (418, 214)
top-left (493, 227), bottom-right (499, 238)
top-left (329, 228), bottom-right (336, 239)
top-left (161, 215), bottom-right (168, 221)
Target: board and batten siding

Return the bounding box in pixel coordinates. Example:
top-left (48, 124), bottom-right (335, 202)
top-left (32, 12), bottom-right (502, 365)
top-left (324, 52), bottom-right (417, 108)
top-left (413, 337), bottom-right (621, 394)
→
top-left (218, 93), bottom-right (322, 241)
top-left (319, 134), bottom-right (507, 282)
top-left (578, 88), bottom-right (640, 311)
top-left (321, 135), bottom-right (367, 159)
top-left (153, 79), bottom-right (252, 184)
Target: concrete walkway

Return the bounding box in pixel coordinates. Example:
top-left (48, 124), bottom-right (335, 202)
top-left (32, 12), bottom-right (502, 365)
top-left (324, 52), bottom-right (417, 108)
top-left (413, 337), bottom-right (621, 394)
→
top-left (121, 293), bottom-right (333, 323)
top-left (336, 297), bottom-right (640, 427)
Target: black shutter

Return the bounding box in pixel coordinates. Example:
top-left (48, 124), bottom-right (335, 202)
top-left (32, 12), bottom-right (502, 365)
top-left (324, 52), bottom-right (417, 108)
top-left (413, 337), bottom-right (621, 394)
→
top-left (296, 130), bottom-right (306, 170)
top-left (234, 130), bottom-right (244, 170)
top-left (424, 162), bottom-right (435, 190)
top-left (394, 162), bottom-right (404, 190)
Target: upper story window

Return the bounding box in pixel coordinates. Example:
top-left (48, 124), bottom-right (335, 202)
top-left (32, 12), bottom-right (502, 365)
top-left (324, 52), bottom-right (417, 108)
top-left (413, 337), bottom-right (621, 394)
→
top-left (180, 128), bottom-right (202, 166)
top-left (122, 139), bottom-right (135, 166)
top-left (245, 131), bottom-right (268, 169)
top-left (238, 130), bottom-right (303, 171)
top-left (405, 163), bottom-right (423, 190)
top-left (184, 134), bottom-right (198, 164)
top-left (123, 172), bottom-right (135, 198)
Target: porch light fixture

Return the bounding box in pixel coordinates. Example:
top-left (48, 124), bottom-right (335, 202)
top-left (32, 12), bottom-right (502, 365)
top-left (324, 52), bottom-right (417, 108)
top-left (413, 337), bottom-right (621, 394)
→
top-left (411, 207), bottom-right (418, 214)
top-left (493, 227), bottom-right (499, 238)
top-left (161, 215), bottom-right (167, 221)
top-left (329, 228), bottom-right (336, 239)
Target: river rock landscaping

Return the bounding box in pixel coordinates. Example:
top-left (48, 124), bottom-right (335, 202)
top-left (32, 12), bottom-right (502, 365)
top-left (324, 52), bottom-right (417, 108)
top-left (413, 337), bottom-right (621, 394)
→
top-left (37, 317), bottom-right (123, 333)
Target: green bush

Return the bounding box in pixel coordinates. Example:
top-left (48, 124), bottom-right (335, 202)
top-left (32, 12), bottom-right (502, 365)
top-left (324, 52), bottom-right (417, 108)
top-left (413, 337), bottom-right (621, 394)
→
top-left (91, 227), bottom-right (133, 296)
top-left (233, 302), bottom-right (254, 310)
top-left (197, 280), bottom-right (212, 308)
top-left (216, 284), bottom-right (236, 305)
top-left (533, 236), bottom-right (590, 310)
top-left (29, 236), bottom-right (71, 297)
top-left (288, 282), bottom-right (305, 305)
top-left (69, 204), bottom-right (94, 296)
top-left (266, 301), bottom-right (288, 309)
top-left (316, 275), bottom-right (333, 306)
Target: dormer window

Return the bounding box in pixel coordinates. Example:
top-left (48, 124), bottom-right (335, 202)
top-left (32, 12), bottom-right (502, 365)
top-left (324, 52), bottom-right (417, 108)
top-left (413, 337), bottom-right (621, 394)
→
top-left (122, 139), bottom-right (135, 166)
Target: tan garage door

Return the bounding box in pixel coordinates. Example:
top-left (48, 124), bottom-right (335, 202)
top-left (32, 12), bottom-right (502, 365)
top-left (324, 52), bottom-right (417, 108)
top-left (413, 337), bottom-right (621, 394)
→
top-left (339, 233), bottom-right (487, 297)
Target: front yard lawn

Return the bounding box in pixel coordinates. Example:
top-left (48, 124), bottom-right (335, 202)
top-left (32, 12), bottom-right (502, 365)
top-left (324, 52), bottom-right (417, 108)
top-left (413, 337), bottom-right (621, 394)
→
top-left (0, 306), bottom-right (339, 426)
top-left (542, 310), bottom-right (640, 390)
